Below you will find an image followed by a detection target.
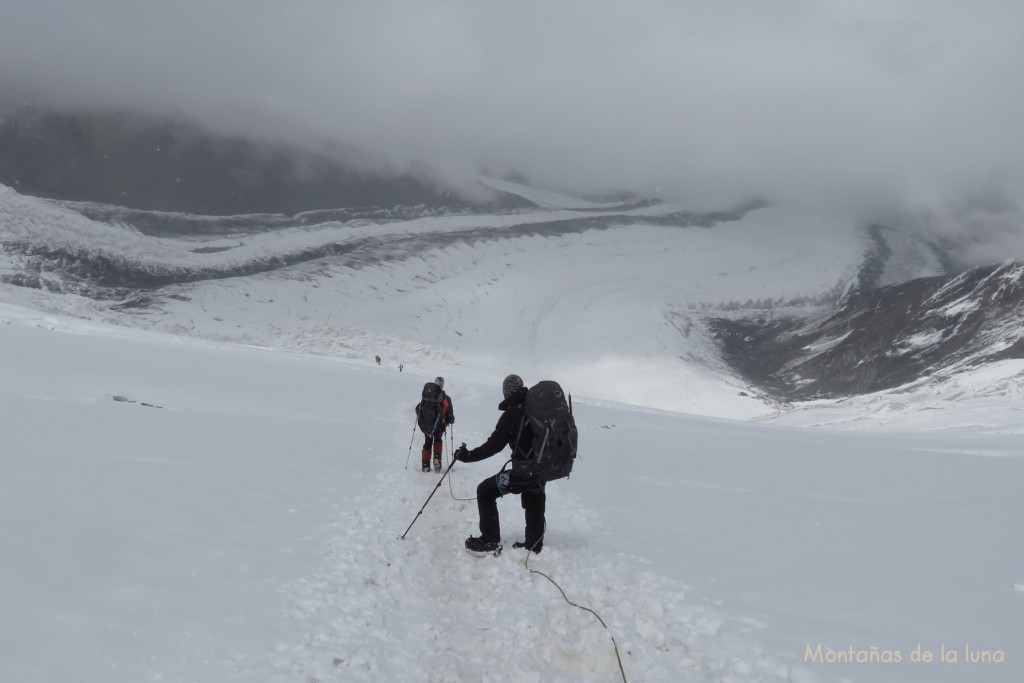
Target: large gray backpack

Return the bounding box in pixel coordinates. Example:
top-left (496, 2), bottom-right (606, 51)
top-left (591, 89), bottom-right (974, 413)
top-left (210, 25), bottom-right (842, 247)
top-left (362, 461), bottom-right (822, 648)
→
top-left (417, 382), bottom-right (444, 435)
top-left (513, 380), bottom-right (578, 483)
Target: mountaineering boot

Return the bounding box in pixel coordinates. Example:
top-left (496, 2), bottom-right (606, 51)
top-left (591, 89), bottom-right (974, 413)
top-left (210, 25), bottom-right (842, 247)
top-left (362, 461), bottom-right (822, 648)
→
top-left (465, 536), bottom-right (502, 555)
top-left (513, 540), bottom-right (543, 554)
top-left (432, 441), bottom-right (443, 472)
top-left (422, 462), bottom-right (431, 473)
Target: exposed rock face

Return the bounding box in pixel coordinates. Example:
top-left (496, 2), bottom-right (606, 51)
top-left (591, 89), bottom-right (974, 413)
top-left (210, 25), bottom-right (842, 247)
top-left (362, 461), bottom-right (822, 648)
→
top-left (711, 262), bottom-right (1024, 399)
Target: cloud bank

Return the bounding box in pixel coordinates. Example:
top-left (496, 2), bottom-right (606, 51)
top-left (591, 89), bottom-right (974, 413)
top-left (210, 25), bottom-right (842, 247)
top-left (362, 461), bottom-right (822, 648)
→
top-left (2, 0), bottom-right (1022, 262)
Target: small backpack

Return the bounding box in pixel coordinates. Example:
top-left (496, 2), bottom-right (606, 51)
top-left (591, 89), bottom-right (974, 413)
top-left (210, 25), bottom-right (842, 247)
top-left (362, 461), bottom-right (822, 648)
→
top-left (417, 382), bottom-right (445, 435)
top-left (513, 380), bottom-right (578, 483)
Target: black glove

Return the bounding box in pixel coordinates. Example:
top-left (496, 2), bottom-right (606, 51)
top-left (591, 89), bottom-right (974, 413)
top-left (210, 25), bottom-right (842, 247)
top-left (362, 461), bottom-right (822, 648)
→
top-left (454, 443), bottom-right (469, 461)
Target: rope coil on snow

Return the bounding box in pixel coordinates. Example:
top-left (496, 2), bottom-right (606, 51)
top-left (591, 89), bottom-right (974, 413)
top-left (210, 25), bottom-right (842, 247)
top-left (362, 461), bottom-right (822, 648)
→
top-left (445, 426), bottom-right (476, 501)
top-left (522, 531), bottom-right (629, 683)
top-left (446, 469), bottom-right (476, 501)
top-left (434, 430), bottom-right (624, 680)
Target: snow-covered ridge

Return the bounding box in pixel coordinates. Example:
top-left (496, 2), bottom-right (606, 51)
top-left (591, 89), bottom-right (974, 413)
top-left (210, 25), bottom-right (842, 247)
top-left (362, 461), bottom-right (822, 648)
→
top-left (1, 182), bottom-right (728, 291)
top-left (56, 197), bottom-right (493, 235)
top-left (476, 175), bottom-right (644, 210)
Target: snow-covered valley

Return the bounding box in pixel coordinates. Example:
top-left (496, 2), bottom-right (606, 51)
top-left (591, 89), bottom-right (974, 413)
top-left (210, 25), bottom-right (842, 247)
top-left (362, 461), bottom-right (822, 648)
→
top-left (1, 179), bottom-right (1022, 682)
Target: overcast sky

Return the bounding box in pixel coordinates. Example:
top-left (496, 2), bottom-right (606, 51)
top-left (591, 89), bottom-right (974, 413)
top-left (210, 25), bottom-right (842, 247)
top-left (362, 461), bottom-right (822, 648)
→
top-left (2, 0), bottom-right (1023, 261)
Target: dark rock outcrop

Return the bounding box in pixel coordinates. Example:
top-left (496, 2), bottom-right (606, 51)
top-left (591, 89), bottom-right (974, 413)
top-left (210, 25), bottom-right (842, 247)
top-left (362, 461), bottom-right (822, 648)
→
top-left (712, 262), bottom-right (1024, 399)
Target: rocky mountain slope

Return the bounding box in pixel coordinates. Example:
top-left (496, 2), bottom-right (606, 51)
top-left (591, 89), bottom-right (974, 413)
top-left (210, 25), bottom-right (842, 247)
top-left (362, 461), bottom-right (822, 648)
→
top-left (712, 262), bottom-right (1024, 399)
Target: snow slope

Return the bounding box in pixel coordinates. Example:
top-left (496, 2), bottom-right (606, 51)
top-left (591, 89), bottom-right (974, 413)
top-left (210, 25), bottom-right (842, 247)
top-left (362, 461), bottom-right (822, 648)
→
top-left (0, 182), bottom-right (887, 418)
top-left (475, 176), bottom-right (627, 210)
top-left (1, 179), bottom-right (1018, 681)
top-left (143, 207), bottom-right (854, 418)
top-left (2, 303), bottom-right (1021, 683)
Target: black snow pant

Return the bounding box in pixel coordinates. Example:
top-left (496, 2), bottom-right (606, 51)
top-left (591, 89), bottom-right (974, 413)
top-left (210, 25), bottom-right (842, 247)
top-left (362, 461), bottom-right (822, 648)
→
top-left (476, 471), bottom-right (546, 547)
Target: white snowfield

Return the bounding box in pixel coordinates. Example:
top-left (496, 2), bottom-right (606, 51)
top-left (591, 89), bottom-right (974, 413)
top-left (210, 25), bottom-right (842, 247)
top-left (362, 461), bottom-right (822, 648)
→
top-left (1, 304), bottom-right (1020, 683)
top-left (2, 180), bottom-right (888, 418)
top-left (1, 181), bottom-right (1021, 682)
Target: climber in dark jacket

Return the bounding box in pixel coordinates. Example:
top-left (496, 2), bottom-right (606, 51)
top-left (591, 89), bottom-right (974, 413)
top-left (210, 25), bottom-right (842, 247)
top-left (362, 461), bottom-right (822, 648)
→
top-left (416, 376), bottom-right (454, 472)
top-left (454, 374), bottom-right (545, 554)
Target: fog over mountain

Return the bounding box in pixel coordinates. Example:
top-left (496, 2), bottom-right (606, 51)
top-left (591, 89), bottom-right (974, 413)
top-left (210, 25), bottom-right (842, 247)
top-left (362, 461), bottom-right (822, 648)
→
top-left (0, 109), bottom-right (532, 214)
top-left (2, 1), bottom-right (1023, 267)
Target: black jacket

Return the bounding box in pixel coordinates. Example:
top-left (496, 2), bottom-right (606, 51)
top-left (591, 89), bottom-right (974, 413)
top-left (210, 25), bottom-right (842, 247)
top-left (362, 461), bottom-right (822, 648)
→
top-left (462, 387), bottom-right (533, 463)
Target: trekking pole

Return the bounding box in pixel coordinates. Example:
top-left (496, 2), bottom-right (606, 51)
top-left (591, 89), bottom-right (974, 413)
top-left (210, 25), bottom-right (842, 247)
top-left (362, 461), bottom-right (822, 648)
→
top-left (399, 458), bottom-right (457, 540)
top-left (404, 417), bottom-right (418, 470)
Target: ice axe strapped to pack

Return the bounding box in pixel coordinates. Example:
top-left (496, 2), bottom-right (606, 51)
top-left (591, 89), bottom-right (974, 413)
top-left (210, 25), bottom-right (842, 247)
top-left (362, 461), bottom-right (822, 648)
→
top-left (512, 380), bottom-right (578, 483)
